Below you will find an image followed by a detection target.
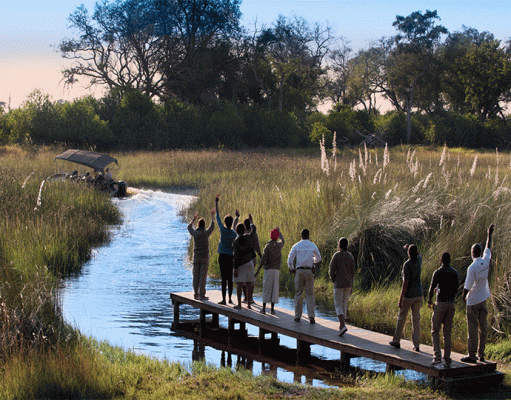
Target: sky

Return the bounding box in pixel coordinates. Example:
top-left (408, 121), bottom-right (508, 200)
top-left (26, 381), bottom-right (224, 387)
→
top-left (1, 0), bottom-right (511, 109)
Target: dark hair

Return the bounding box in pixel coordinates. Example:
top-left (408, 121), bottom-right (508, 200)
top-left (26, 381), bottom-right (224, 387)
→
top-left (339, 237), bottom-right (348, 250)
top-left (441, 252), bottom-right (451, 265)
top-left (236, 223), bottom-right (245, 235)
top-left (198, 218), bottom-right (205, 228)
top-left (472, 243), bottom-right (482, 258)
top-left (224, 215), bottom-right (233, 229)
top-left (243, 218), bottom-right (251, 230)
top-left (301, 229), bottom-right (310, 240)
top-left (408, 244), bottom-right (419, 260)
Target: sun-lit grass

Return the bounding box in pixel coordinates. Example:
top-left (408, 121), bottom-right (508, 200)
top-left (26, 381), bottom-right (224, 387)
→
top-left (3, 144), bottom-right (511, 398)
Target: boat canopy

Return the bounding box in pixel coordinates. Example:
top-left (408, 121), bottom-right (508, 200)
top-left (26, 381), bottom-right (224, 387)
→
top-left (55, 149), bottom-right (118, 171)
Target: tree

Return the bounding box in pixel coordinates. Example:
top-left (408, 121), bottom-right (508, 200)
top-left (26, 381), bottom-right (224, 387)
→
top-left (60, 0), bottom-right (242, 105)
top-left (254, 15), bottom-right (333, 112)
top-left (441, 27), bottom-right (511, 121)
top-left (383, 10), bottom-right (447, 142)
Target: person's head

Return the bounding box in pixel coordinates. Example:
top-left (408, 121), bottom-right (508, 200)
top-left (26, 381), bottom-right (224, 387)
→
top-left (441, 252), bottom-right (451, 266)
top-left (224, 215), bottom-right (234, 229)
top-left (198, 218), bottom-right (205, 229)
top-left (301, 229), bottom-right (310, 240)
top-left (236, 223), bottom-right (245, 235)
top-left (243, 218), bottom-right (251, 230)
top-left (270, 228), bottom-right (280, 241)
top-left (408, 244), bottom-right (419, 261)
top-left (471, 243), bottom-right (482, 259)
top-left (338, 237), bottom-right (348, 251)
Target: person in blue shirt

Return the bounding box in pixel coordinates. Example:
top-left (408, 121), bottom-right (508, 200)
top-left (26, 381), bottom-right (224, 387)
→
top-left (215, 194), bottom-right (239, 305)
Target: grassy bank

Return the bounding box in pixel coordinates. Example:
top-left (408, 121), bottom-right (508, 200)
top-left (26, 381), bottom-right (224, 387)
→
top-left (2, 145), bottom-right (511, 399)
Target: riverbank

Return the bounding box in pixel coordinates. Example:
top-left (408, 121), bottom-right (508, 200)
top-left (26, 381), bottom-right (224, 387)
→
top-left (2, 145), bottom-right (511, 399)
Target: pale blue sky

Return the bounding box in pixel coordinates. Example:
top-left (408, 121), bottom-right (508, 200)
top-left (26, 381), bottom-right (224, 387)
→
top-left (1, 0), bottom-right (510, 108)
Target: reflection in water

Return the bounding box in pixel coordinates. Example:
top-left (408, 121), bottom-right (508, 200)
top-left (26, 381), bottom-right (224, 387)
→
top-left (60, 189), bottom-right (426, 387)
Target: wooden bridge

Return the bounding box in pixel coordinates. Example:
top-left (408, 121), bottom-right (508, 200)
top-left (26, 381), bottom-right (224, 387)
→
top-left (170, 290), bottom-right (503, 390)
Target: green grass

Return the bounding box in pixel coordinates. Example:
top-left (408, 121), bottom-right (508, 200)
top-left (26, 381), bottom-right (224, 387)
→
top-left (3, 144), bottom-right (511, 399)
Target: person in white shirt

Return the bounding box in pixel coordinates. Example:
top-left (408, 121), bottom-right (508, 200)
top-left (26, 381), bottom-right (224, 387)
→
top-left (461, 224), bottom-right (494, 363)
top-left (287, 229), bottom-right (322, 324)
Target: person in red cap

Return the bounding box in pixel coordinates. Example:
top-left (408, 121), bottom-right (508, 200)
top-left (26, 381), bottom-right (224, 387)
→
top-left (255, 227), bottom-right (285, 314)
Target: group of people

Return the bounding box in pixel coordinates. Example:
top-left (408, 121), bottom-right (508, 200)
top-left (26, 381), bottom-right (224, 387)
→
top-left (389, 224), bottom-right (494, 368)
top-left (187, 200), bottom-right (495, 367)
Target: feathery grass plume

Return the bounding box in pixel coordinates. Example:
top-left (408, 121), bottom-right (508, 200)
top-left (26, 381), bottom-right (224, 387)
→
top-left (320, 134), bottom-right (329, 175)
top-left (470, 155), bottom-right (478, 177)
top-left (358, 148), bottom-right (367, 176)
top-left (495, 148), bottom-right (500, 186)
top-left (373, 168), bottom-right (383, 185)
top-left (316, 180), bottom-right (321, 196)
top-left (383, 143), bottom-right (389, 169)
top-left (275, 185), bottom-right (284, 202)
top-left (423, 172), bottom-right (433, 189)
top-left (332, 131), bottom-right (337, 172)
top-left (439, 144), bottom-right (447, 166)
top-left (364, 143), bottom-right (369, 168)
top-left (349, 159), bottom-right (357, 181)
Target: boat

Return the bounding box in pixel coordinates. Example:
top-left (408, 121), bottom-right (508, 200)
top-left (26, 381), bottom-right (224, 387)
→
top-left (52, 149), bottom-right (128, 198)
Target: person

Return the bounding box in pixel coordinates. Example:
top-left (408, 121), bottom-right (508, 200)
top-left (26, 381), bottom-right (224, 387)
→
top-left (215, 194), bottom-right (239, 305)
top-left (329, 237), bottom-right (355, 336)
top-left (428, 252), bottom-right (459, 368)
top-left (389, 244), bottom-right (423, 351)
top-left (461, 224), bottom-right (494, 364)
top-left (287, 229), bottom-right (321, 324)
top-left (255, 227), bottom-right (285, 314)
top-left (105, 167), bottom-right (113, 182)
top-left (187, 209), bottom-right (215, 300)
top-left (232, 214), bottom-right (257, 310)
top-left (243, 217), bottom-right (262, 304)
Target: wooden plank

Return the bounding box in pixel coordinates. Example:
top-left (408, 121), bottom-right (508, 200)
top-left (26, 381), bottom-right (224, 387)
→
top-left (170, 290), bottom-right (498, 380)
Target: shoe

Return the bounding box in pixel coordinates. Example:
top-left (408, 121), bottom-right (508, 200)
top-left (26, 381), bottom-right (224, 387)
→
top-left (479, 356), bottom-right (485, 362)
top-left (444, 359), bottom-right (452, 368)
top-left (389, 341), bottom-right (400, 349)
top-left (310, 318), bottom-right (315, 324)
top-left (294, 317), bottom-right (301, 322)
top-left (199, 296), bottom-right (209, 301)
top-left (270, 309), bottom-right (275, 315)
top-left (461, 356), bottom-right (477, 364)
top-left (413, 346), bottom-right (420, 352)
top-left (339, 327), bottom-right (348, 336)
top-left (430, 358), bottom-right (441, 365)
top-left (228, 299), bottom-right (234, 304)
top-left (218, 300), bottom-right (226, 305)
top-left (194, 294), bottom-right (199, 300)
top-left (260, 309), bottom-right (266, 314)
top-left (233, 305), bottom-right (242, 310)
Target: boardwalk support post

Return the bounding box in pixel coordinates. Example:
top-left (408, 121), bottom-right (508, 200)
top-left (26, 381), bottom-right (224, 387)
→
top-left (172, 300), bottom-right (181, 329)
top-left (340, 351), bottom-right (351, 371)
top-left (296, 340), bottom-right (311, 364)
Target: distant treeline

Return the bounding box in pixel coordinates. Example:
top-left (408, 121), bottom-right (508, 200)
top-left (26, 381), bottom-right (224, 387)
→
top-left (0, 88), bottom-right (509, 151)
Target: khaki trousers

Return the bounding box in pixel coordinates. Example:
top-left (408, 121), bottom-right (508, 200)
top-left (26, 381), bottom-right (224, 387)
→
top-left (466, 300), bottom-right (488, 359)
top-left (294, 269), bottom-right (315, 320)
top-left (193, 260), bottom-right (209, 298)
top-left (431, 302), bottom-right (455, 360)
top-left (392, 296), bottom-right (423, 348)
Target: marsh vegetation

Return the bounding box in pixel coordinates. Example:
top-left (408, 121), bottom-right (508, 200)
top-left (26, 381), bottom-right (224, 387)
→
top-left (1, 145), bottom-right (511, 398)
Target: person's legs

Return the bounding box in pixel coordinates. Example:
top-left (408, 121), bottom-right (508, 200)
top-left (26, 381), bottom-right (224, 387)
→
top-left (246, 282), bottom-right (254, 309)
top-left (466, 304), bottom-right (479, 359)
top-left (235, 283), bottom-right (244, 309)
top-left (219, 254), bottom-right (228, 303)
top-left (431, 302), bottom-right (447, 361)
top-left (410, 297), bottom-right (423, 349)
top-left (476, 301), bottom-right (488, 360)
top-left (443, 303), bottom-right (455, 361)
top-left (294, 270), bottom-right (305, 320)
top-left (192, 262), bottom-right (200, 299)
top-left (304, 270), bottom-right (315, 321)
top-left (391, 297), bottom-right (413, 344)
top-left (199, 261), bottom-right (209, 298)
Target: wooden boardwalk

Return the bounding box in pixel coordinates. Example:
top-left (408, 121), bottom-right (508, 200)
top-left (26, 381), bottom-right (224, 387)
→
top-left (170, 290), bottom-right (502, 388)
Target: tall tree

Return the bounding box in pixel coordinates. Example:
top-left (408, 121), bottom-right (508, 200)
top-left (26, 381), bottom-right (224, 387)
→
top-left (60, 0), bottom-right (242, 105)
top-left (254, 15), bottom-right (333, 112)
top-left (441, 27), bottom-right (511, 121)
top-left (384, 10), bottom-right (447, 142)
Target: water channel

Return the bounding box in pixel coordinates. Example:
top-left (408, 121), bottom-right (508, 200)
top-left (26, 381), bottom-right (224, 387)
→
top-left (60, 189), bottom-right (425, 387)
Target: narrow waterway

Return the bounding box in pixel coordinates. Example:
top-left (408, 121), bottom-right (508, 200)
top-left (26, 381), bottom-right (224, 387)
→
top-left (60, 189), bottom-right (424, 387)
